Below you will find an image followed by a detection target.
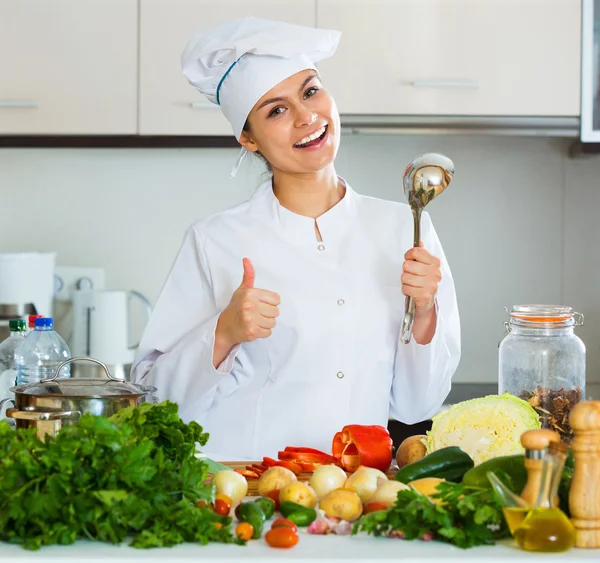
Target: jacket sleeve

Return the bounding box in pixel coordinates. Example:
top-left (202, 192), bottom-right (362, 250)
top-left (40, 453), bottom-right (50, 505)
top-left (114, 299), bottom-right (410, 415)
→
top-left (131, 224), bottom-right (241, 419)
top-left (389, 212), bottom-right (461, 424)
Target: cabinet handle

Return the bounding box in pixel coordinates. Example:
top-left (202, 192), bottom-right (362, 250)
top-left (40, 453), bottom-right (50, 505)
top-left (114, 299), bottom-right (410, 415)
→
top-left (189, 101), bottom-right (219, 110)
top-left (410, 80), bottom-right (479, 89)
top-left (0, 100), bottom-right (38, 108)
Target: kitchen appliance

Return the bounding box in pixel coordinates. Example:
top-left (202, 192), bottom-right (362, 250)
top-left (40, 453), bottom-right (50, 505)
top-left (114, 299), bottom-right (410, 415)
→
top-left (581, 0), bottom-right (600, 141)
top-left (0, 357), bottom-right (157, 439)
top-left (400, 153), bottom-right (454, 344)
top-left (70, 290), bottom-right (152, 380)
top-left (0, 252), bottom-right (56, 341)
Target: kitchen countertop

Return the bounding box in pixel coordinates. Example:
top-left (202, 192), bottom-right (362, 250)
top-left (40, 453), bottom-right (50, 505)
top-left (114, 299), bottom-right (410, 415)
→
top-left (2, 536), bottom-right (599, 562)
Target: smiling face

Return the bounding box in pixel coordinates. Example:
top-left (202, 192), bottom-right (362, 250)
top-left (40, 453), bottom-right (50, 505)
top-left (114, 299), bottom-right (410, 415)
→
top-left (239, 70), bottom-right (341, 176)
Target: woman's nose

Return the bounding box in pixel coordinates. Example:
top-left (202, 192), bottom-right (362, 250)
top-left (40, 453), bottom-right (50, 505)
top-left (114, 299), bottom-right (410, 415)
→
top-left (294, 105), bottom-right (317, 128)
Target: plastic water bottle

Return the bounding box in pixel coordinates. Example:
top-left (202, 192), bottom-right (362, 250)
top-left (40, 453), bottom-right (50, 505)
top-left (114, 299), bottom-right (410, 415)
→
top-left (27, 314), bottom-right (44, 334)
top-left (0, 319), bottom-right (27, 401)
top-left (15, 317), bottom-right (71, 385)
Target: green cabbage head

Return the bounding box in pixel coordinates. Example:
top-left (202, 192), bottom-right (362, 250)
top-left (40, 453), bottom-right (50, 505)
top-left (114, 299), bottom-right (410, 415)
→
top-left (424, 393), bottom-right (541, 465)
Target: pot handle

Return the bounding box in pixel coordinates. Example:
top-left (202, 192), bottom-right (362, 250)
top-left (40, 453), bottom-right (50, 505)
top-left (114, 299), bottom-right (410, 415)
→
top-left (43, 357), bottom-right (124, 383)
top-left (0, 398), bottom-right (16, 425)
top-left (6, 408), bottom-right (81, 421)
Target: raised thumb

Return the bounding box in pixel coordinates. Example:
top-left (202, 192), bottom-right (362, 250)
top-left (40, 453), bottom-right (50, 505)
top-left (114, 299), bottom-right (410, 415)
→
top-left (240, 257), bottom-right (255, 289)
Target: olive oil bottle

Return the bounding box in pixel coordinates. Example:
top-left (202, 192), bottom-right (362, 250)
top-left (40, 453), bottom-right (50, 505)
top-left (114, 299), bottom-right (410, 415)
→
top-left (513, 441), bottom-right (575, 552)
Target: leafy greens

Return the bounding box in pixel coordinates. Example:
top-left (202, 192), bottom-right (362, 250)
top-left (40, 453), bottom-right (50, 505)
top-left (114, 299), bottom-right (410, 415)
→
top-left (0, 401), bottom-right (241, 550)
top-left (353, 481), bottom-right (509, 549)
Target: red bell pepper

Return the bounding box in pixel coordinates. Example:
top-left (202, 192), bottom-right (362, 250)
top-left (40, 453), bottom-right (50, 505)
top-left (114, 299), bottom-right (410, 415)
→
top-left (235, 468), bottom-right (259, 479)
top-left (284, 446), bottom-right (330, 455)
top-left (278, 450), bottom-right (338, 465)
top-left (331, 425), bottom-right (393, 473)
top-left (275, 460), bottom-right (302, 474)
top-left (262, 456), bottom-right (279, 467)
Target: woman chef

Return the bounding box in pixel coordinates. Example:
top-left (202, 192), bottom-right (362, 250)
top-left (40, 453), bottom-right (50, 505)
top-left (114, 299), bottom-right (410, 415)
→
top-left (132, 17), bottom-right (461, 460)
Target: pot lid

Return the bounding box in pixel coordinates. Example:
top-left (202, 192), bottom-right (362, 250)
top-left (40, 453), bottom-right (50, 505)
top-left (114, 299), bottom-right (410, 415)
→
top-left (13, 378), bottom-right (156, 398)
top-left (11, 357), bottom-right (156, 399)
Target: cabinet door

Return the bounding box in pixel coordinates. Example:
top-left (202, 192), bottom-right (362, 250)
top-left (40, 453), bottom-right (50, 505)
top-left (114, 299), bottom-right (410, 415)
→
top-left (139, 0), bottom-right (316, 136)
top-left (0, 0), bottom-right (137, 134)
top-left (317, 0), bottom-right (581, 116)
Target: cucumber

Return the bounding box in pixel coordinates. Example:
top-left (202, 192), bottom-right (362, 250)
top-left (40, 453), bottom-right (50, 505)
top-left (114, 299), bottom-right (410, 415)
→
top-left (394, 446), bottom-right (474, 484)
top-left (462, 455), bottom-right (527, 492)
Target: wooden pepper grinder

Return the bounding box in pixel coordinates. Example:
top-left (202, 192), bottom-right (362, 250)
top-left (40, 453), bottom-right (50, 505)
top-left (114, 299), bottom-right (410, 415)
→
top-left (569, 400), bottom-right (600, 548)
top-left (520, 428), bottom-right (561, 506)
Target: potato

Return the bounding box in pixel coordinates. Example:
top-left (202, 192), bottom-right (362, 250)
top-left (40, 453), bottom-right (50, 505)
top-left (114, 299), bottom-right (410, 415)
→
top-left (319, 488), bottom-right (363, 522)
top-left (396, 435), bottom-right (427, 468)
top-left (257, 466), bottom-right (297, 497)
top-left (279, 481), bottom-right (318, 508)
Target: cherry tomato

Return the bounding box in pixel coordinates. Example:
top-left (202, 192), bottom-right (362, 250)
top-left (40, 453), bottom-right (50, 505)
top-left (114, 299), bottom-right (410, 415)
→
top-left (363, 501), bottom-right (389, 514)
top-left (215, 493), bottom-right (233, 505)
top-left (265, 527), bottom-right (299, 548)
top-left (235, 522), bottom-right (254, 541)
top-left (213, 493), bottom-right (232, 517)
top-left (214, 499), bottom-right (230, 517)
top-left (271, 518), bottom-right (298, 533)
top-left (196, 500), bottom-right (210, 509)
top-left (213, 522), bottom-right (223, 530)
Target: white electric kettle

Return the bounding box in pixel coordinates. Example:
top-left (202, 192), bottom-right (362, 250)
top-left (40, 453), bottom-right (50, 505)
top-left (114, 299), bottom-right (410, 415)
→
top-left (70, 290), bottom-right (152, 380)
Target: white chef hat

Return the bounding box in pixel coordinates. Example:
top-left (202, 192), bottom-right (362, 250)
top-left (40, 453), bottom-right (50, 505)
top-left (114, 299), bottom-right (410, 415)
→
top-left (181, 17), bottom-right (341, 176)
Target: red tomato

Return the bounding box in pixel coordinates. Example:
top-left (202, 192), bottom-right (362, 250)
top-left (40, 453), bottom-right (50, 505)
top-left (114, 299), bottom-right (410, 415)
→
top-left (265, 527), bottom-right (299, 548)
top-left (271, 518), bottom-right (298, 533)
top-left (266, 489), bottom-right (281, 511)
top-left (214, 498), bottom-right (231, 517)
top-left (363, 501), bottom-right (389, 514)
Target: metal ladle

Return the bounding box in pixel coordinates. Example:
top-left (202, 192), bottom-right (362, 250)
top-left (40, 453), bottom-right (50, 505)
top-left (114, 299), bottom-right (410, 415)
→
top-left (400, 153), bottom-right (454, 344)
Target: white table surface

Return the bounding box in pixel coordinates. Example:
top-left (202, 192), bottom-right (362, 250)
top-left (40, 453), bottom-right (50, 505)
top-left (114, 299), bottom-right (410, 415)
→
top-left (2, 534), bottom-right (599, 563)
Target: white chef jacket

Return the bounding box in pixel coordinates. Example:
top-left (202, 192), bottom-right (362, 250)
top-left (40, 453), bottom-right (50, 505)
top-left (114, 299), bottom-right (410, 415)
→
top-left (132, 178), bottom-right (460, 460)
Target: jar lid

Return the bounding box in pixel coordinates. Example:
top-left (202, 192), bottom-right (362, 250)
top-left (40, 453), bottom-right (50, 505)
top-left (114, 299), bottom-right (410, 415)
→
top-left (508, 305), bottom-right (583, 327)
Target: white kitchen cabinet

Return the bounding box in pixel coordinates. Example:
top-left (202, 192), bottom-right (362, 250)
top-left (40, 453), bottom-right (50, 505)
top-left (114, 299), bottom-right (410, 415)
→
top-left (0, 0), bottom-right (137, 135)
top-left (139, 0), bottom-right (316, 136)
top-left (317, 0), bottom-right (581, 116)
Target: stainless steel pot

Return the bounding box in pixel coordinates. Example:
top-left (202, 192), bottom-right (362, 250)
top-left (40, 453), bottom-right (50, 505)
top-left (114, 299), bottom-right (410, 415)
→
top-left (0, 357), bottom-right (157, 438)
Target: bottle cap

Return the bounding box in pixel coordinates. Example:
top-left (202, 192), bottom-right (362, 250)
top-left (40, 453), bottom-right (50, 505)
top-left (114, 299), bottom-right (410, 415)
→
top-left (35, 317), bottom-right (54, 328)
top-left (9, 319), bottom-right (26, 332)
top-left (28, 314), bottom-right (44, 328)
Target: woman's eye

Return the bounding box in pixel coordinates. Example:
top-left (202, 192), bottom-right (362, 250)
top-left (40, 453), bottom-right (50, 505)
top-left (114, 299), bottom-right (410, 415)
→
top-left (268, 107), bottom-right (285, 118)
top-left (305, 87), bottom-right (319, 98)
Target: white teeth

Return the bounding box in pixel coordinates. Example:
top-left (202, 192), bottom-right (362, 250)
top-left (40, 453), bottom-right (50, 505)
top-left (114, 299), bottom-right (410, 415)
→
top-left (295, 125), bottom-right (326, 147)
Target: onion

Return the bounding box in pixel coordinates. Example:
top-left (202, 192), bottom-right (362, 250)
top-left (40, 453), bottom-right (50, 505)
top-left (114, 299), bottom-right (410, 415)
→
top-left (343, 466), bottom-right (388, 503)
top-left (370, 480), bottom-right (409, 507)
top-left (309, 464), bottom-right (348, 500)
top-left (211, 470), bottom-right (248, 505)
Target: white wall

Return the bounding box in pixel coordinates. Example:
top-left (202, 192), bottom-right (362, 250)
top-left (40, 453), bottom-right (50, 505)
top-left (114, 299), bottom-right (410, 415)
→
top-left (1, 134), bottom-right (598, 384)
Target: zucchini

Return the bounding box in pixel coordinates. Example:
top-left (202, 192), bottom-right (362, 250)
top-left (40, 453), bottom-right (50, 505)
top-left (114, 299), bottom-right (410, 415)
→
top-left (394, 446), bottom-right (474, 484)
top-left (461, 455), bottom-right (527, 492)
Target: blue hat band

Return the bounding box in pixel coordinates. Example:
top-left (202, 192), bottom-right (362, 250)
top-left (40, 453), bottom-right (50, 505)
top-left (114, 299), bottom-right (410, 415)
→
top-left (216, 54), bottom-right (244, 105)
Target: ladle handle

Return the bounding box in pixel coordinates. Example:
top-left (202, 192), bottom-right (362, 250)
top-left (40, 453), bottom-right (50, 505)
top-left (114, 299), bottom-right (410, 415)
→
top-left (401, 212), bottom-right (422, 344)
top-left (401, 297), bottom-right (416, 344)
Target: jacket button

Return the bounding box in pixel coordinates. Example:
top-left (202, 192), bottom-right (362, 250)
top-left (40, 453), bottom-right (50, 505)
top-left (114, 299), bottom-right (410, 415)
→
top-left (317, 244), bottom-right (325, 251)
top-left (336, 371), bottom-right (344, 379)
top-left (337, 299), bottom-right (345, 306)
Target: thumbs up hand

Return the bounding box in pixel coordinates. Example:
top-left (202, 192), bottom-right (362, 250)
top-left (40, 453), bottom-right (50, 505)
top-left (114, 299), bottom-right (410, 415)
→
top-left (215, 258), bottom-right (281, 356)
